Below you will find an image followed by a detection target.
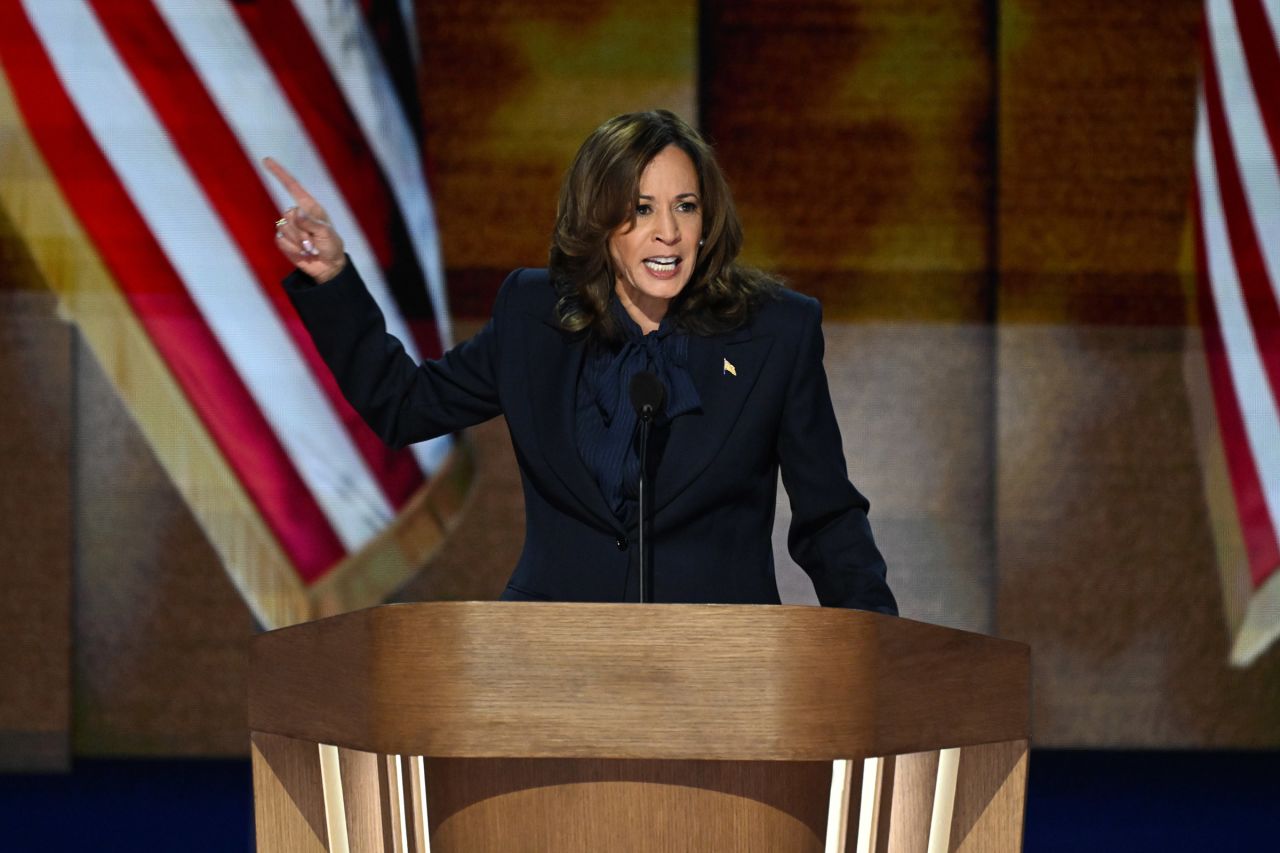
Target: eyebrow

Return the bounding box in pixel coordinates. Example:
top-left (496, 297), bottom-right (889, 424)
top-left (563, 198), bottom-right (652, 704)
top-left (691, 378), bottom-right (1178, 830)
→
top-left (638, 193), bottom-right (700, 200)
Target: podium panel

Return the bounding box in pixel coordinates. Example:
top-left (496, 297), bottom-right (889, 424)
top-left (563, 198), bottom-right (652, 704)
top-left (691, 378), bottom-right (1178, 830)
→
top-left (249, 603), bottom-right (1030, 851)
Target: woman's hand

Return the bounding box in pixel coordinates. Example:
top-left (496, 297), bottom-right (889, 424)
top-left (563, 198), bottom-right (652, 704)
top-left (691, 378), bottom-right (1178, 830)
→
top-left (263, 157), bottom-right (347, 283)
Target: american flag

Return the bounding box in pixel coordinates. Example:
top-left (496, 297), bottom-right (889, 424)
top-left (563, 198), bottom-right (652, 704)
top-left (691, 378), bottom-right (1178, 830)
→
top-left (1192, 0), bottom-right (1280, 665)
top-left (0, 0), bottom-right (462, 628)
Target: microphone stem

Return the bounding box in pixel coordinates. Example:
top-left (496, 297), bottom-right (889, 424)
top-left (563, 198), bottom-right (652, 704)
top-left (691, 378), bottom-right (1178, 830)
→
top-left (638, 405), bottom-right (652, 604)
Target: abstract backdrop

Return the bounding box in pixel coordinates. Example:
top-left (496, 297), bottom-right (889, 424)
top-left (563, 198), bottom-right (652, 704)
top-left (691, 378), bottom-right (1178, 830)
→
top-left (0, 0), bottom-right (1276, 772)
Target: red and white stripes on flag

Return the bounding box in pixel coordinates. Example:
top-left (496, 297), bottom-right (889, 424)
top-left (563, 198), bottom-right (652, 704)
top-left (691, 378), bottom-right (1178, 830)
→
top-left (1193, 0), bottom-right (1280, 665)
top-left (0, 0), bottom-right (466, 628)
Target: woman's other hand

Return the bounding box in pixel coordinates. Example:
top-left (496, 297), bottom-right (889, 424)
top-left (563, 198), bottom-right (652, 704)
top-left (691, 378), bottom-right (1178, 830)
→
top-left (263, 157), bottom-right (346, 283)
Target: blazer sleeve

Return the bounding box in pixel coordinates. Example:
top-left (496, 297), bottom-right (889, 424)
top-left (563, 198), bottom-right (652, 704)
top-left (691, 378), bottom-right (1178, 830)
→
top-left (285, 259), bottom-right (509, 449)
top-left (777, 298), bottom-right (899, 615)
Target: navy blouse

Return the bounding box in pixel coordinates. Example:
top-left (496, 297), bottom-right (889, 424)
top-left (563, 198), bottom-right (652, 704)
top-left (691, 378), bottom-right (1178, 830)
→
top-left (575, 300), bottom-right (702, 519)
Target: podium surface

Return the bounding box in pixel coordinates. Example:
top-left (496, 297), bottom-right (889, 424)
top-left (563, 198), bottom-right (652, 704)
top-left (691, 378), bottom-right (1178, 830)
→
top-left (250, 602), bottom-right (1030, 851)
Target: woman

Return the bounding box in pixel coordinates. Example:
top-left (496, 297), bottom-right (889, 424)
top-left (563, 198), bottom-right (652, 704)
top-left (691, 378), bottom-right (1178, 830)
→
top-left (267, 110), bottom-right (896, 613)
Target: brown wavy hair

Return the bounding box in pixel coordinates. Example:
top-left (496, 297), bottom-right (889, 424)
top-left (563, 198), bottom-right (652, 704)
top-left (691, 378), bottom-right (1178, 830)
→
top-left (550, 110), bottom-right (779, 340)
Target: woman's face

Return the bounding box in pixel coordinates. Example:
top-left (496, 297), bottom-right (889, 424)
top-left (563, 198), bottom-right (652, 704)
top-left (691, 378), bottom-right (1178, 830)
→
top-left (609, 145), bottom-right (703, 326)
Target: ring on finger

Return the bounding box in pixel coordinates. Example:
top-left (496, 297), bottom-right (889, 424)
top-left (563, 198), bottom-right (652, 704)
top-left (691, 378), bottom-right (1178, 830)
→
top-left (275, 217), bottom-right (288, 228)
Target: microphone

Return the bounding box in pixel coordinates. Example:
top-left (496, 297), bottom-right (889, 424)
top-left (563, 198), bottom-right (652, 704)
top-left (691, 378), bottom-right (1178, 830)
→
top-left (629, 371), bottom-right (665, 603)
top-left (629, 370), bottom-right (666, 422)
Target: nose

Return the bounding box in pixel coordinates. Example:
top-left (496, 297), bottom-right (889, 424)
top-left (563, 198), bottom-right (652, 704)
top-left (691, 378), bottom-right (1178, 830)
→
top-left (654, 208), bottom-right (680, 244)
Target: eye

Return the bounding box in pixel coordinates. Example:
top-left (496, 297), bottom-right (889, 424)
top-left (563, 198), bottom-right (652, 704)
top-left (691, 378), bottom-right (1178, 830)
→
top-left (635, 203), bottom-right (653, 216)
top-left (677, 201), bottom-right (699, 214)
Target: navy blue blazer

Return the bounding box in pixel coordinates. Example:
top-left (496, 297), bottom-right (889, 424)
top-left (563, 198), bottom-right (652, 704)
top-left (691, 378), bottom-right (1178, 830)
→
top-left (287, 263), bottom-right (897, 614)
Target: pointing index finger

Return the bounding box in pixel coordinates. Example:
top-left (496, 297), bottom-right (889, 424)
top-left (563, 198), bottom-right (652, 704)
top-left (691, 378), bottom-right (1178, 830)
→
top-left (262, 156), bottom-right (316, 208)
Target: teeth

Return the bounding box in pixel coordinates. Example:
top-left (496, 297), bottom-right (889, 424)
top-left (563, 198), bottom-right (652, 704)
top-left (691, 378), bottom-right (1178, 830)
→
top-left (644, 258), bottom-right (678, 272)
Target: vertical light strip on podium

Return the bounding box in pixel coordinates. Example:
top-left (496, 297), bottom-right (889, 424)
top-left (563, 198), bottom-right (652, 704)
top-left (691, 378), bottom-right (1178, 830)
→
top-left (825, 759), bottom-right (856, 852)
top-left (927, 748), bottom-right (961, 853)
top-left (855, 757), bottom-right (885, 853)
top-left (312, 747), bottom-right (435, 852)
top-left (392, 755), bottom-right (410, 852)
top-left (409, 756), bottom-right (431, 853)
top-left (318, 744), bottom-right (351, 852)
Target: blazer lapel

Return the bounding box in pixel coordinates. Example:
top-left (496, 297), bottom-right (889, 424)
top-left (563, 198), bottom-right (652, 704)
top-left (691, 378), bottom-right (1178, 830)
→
top-left (528, 320), bottom-right (619, 527)
top-left (653, 328), bottom-right (775, 513)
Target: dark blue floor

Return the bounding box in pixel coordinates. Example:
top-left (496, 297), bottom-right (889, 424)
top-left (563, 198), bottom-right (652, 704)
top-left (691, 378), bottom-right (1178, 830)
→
top-left (1, 758), bottom-right (255, 852)
top-left (1024, 750), bottom-right (1277, 852)
top-left (0, 750), bottom-right (1275, 851)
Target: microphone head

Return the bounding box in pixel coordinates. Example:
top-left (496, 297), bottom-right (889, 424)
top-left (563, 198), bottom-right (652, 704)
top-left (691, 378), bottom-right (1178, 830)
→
top-left (629, 370), bottom-right (666, 420)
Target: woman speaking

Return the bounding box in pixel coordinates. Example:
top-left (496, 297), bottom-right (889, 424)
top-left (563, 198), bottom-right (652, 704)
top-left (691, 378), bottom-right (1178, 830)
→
top-left (266, 110), bottom-right (896, 614)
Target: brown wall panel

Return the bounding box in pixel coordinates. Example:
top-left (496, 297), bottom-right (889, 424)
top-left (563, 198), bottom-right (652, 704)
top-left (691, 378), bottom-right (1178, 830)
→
top-left (72, 344), bottom-right (253, 756)
top-left (0, 228), bottom-right (71, 771)
top-left (999, 0), bottom-right (1202, 322)
top-left (702, 0), bottom-right (994, 321)
top-left (997, 326), bottom-right (1280, 746)
top-left (996, 0), bottom-right (1280, 745)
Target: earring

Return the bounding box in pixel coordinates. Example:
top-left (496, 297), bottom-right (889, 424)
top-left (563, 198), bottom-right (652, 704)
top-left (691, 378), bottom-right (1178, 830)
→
top-left (698, 238), bottom-right (705, 247)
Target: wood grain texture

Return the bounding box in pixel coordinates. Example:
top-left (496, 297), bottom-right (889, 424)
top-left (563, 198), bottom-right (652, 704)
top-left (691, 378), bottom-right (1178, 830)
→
top-left (252, 732), bottom-right (329, 852)
top-left (405, 756), bottom-right (430, 853)
top-left (421, 758), bottom-right (829, 852)
top-left (947, 739), bottom-right (1027, 853)
top-left (249, 603), bottom-right (1030, 760)
top-left (250, 605), bottom-right (1029, 850)
top-left (883, 750), bottom-right (939, 853)
top-left (870, 756), bottom-right (896, 853)
top-left (337, 748), bottom-right (387, 852)
top-left (378, 755), bottom-right (405, 852)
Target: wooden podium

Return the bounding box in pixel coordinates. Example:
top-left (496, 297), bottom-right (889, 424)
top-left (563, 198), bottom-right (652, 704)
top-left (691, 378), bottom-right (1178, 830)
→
top-left (249, 603), bottom-right (1030, 852)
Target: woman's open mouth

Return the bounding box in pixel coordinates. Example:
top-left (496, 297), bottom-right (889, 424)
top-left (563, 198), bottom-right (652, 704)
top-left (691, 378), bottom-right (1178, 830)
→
top-left (643, 256), bottom-right (681, 278)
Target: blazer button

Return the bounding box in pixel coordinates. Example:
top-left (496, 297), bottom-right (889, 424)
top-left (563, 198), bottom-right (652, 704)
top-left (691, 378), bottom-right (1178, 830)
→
top-left (615, 536), bottom-right (628, 551)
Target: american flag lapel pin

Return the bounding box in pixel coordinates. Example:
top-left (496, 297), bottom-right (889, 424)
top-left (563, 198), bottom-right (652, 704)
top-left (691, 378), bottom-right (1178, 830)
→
top-left (722, 357), bottom-right (737, 377)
